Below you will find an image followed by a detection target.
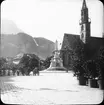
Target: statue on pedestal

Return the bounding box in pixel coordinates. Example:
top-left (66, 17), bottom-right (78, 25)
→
top-left (47, 40), bottom-right (67, 71)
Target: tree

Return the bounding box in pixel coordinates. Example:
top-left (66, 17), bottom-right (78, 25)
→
top-left (0, 57), bottom-right (7, 69)
top-left (0, 57), bottom-right (7, 76)
top-left (29, 54), bottom-right (39, 69)
top-left (18, 54), bottom-right (30, 75)
top-left (70, 44), bottom-right (85, 76)
top-left (20, 54), bottom-right (30, 67)
top-left (84, 60), bottom-right (99, 79)
top-left (9, 63), bottom-right (18, 75)
top-left (95, 47), bottom-right (104, 79)
top-left (18, 53), bottom-right (40, 75)
top-left (43, 55), bottom-right (53, 69)
top-left (17, 63), bottom-right (25, 75)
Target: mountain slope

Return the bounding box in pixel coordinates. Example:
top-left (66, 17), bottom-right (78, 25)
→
top-left (34, 37), bottom-right (55, 59)
top-left (1, 19), bottom-right (55, 59)
top-left (1, 33), bottom-right (55, 59)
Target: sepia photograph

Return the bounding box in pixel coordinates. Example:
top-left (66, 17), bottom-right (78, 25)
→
top-left (0, 0), bottom-right (104, 104)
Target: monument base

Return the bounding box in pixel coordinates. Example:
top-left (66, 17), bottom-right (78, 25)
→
top-left (47, 40), bottom-right (67, 71)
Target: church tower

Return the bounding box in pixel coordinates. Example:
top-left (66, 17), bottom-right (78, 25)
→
top-left (79, 0), bottom-right (91, 44)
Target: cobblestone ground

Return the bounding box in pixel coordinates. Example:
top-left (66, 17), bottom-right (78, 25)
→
top-left (0, 71), bottom-right (104, 105)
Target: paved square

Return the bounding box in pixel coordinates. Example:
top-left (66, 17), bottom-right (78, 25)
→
top-left (0, 71), bottom-right (103, 104)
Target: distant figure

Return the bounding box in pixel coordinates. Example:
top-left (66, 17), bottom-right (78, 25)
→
top-left (37, 67), bottom-right (39, 76)
top-left (66, 69), bottom-right (68, 73)
top-left (3, 70), bottom-right (6, 76)
top-left (33, 67), bottom-right (39, 76)
top-left (12, 70), bottom-right (16, 76)
top-left (17, 70), bottom-right (20, 76)
top-left (8, 70), bottom-right (10, 76)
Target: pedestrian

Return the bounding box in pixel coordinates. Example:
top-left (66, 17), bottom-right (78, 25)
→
top-left (66, 69), bottom-right (68, 73)
top-left (8, 70), bottom-right (10, 76)
top-left (1, 70), bottom-right (3, 76)
top-left (12, 70), bottom-right (15, 76)
top-left (3, 70), bottom-right (6, 76)
top-left (17, 70), bottom-right (19, 76)
top-left (33, 67), bottom-right (39, 76)
top-left (37, 67), bottom-right (39, 76)
top-left (33, 67), bottom-right (37, 76)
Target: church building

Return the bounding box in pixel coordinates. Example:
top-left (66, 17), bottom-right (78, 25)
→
top-left (60, 0), bottom-right (104, 70)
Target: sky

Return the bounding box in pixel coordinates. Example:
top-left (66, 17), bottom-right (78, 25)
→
top-left (1, 0), bottom-right (104, 45)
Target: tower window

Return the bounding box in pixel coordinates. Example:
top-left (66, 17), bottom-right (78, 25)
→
top-left (81, 33), bottom-right (84, 39)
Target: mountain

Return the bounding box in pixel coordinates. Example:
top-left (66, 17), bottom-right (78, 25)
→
top-left (1, 19), bottom-right (55, 59)
top-left (1, 19), bottom-right (23, 34)
top-left (34, 37), bottom-right (55, 59)
top-left (1, 33), bottom-right (55, 59)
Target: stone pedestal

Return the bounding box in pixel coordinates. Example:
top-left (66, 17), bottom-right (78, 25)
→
top-left (47, 40), bottom-right (67, 71)
top-left (47, 50), bottom-right (66, 71)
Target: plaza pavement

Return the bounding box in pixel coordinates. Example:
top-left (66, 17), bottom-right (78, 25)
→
top-left (0, 70), bottom-right (103, 105)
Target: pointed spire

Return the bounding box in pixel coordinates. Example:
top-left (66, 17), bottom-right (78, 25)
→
top-left (55, 40), bottom-right (58, 50)
top-left (82, 0), bottom-right (87, 9)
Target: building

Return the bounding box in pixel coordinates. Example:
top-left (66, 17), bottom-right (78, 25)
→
top-left (60, 0), bottom-right (104, 69)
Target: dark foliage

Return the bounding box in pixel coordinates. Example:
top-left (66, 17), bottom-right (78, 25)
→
top-left (0, 57), bottom-right (7, 69)
top-left (43, 55), bottom-right (53, 69)
top-left (18, 53), bottom-right (40, 75)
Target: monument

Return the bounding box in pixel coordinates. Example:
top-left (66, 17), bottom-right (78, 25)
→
top-left (47, 40), bottom-right (67, 71)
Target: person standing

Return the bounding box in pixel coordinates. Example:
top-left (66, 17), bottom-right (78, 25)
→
top-left (37, 67), bottom-right (39, 76)
top-left (17, 70), bottom-right (19, 76)
top-left (33, 67), bottom-right (39, 76)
